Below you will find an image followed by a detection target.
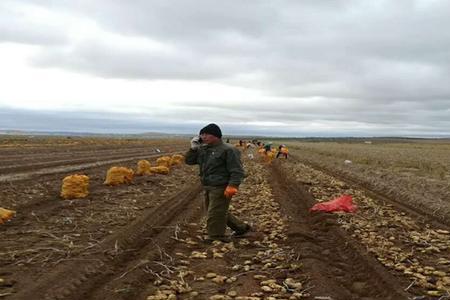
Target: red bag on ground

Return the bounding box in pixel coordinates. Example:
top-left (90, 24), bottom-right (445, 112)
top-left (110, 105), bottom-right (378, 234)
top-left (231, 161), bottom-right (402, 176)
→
top-left (310, 195), bottom-right (357, 213)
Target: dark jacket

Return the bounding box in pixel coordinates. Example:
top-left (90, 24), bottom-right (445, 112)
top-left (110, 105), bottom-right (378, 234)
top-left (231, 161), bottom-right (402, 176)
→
top-left (185, 140), bottom-right (244, 187)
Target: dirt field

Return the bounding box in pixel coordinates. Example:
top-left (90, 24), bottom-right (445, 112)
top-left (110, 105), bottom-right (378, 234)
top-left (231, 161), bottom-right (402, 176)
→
top-left (287, 140), bottom-right (450, 225)
top-left (1, 137), bottom-right (449, 300)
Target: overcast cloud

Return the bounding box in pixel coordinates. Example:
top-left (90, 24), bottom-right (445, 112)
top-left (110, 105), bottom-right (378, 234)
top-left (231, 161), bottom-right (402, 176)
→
top-left (0, 0), bottom-right (449, 136)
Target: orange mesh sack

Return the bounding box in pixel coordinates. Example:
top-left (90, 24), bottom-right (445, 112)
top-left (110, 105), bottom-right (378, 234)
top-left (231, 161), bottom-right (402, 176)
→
top-left (281, 147), bottom-right (289, 154)
top-left (0, 207), bottom-right (16, 225)
top-left (136, 160), bottom-right (152, 176)
top-left (60, 174), bottom-right (89, 199)
top-left (104, 167), bottom-right (134, 185)
top-left (150, 166), bottom-right (170, 175)
top-left (170, 154), bottom-right (184, 166)
top-left (156, 156), bottom-right (171, 168)
top-left (264, 151), bottom-right (275, 164)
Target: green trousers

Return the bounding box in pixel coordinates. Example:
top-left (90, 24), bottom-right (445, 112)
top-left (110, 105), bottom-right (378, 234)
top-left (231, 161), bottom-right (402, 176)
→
top-left (204, 187), bottom-right (247, 239)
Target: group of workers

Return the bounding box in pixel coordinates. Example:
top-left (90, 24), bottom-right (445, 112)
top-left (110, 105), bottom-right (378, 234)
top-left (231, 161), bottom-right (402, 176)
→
top-left (186, 123), bottom-right (290, 244)
top-left (225, 139), bottom-right (289, 159)
top-left (262, 142), bottom-right (289, 159)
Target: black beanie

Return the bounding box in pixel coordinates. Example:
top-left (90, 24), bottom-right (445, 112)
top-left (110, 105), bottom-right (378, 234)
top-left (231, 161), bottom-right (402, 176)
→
top-left (199, 123), bottom-right (222, 138)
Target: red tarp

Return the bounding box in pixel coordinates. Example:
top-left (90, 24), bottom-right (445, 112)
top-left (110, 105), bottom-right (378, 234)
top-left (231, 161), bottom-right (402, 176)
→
top-left (310, 195), bottom-right (357, 213)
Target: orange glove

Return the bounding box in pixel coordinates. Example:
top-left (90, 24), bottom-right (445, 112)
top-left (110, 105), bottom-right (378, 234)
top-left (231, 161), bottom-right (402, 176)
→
top-left (224, 186), bottom-right (238, 198)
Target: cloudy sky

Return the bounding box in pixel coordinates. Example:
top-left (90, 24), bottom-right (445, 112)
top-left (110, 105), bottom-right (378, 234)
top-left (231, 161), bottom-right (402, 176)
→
top-left (1, 0), bottom-right (449, 137)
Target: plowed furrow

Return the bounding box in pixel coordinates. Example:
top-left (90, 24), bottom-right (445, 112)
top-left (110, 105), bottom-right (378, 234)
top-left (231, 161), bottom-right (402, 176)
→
top-left (0, 146), bottom-right (156, 161)
top-left (291, 154), bottom-right (450, 229)
top-left (270, 161), bottom-right (409, 300)
top-left (0, 148), bottom-right (160, 172)
top-left (11, 184), bottom-right (202, 300)
top-left (0, 150), bottom-right (183, 183)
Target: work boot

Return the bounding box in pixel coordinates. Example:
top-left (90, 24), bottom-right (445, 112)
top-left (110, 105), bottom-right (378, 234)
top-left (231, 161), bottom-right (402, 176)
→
top-left (232, 224), bottom-right (251, 237)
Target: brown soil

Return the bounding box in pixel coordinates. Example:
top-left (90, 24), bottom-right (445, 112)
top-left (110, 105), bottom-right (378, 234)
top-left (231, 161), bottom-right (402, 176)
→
top-left (1, 140), bottom-right (448, 300)
top-left (269, 160), bottom-right (409, 299)
top-left (0, 139), bottom-right (195, 299)
top-left (288, 144), bottom-right (450, 226)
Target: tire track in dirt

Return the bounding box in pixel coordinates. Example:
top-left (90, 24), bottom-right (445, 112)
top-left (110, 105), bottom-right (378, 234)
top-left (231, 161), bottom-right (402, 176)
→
top-left (0, 146), bottom-right (156, 161)
top-left (269, 160), bottom-right (410, 300)
top-left (10, 183), bottom-right (203, 300)
top-left (80, 196), bottom-right (205, 300)
top-left (0, 148), bottom-right (161, 173)
top-left (0, 145), bottom-right (151, 160)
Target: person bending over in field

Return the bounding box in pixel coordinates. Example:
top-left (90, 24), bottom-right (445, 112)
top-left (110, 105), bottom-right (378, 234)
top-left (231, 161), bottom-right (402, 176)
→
top-left (263, 142), bottom-right (272, 153)
top-left (185, 123), bottom-right (251, 244)
top-left (276, 144), bottom-right (289, 159)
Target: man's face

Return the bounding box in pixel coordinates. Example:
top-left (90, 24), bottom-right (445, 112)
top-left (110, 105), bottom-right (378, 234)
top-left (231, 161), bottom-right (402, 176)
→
top-left (200, 133), bottom-right (219, 145)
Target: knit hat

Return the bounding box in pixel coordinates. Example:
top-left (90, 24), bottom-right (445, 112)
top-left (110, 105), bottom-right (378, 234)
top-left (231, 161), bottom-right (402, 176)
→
top-left (199, 123), bottom-right (222, 138)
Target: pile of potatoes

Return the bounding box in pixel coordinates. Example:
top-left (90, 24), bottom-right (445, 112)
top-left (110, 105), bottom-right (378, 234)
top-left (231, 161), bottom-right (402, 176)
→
top-left (59, 154), bottom-right (185, 199)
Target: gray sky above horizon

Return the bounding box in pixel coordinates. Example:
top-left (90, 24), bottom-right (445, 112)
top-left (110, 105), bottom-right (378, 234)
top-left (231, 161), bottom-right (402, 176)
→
top-left (1, 0), bottom-right (449, 137)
